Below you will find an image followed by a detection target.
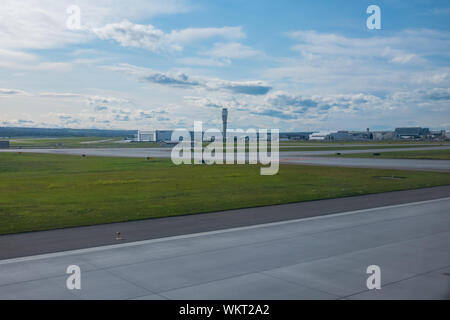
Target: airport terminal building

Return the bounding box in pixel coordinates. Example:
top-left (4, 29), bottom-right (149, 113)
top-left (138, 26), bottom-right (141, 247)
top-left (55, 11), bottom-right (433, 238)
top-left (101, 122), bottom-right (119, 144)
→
top-left (135, 110), bottom-right (447, 143)
top-left (0, 140), bottom-right (9, 148)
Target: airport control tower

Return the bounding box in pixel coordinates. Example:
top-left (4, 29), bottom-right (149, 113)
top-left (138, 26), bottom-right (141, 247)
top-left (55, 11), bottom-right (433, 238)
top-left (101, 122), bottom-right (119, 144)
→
top-left (222, 108), bottom-right (228, 142)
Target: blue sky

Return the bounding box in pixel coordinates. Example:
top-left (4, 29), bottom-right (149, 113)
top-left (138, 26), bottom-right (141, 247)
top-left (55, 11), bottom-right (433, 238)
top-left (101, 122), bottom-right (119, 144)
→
top-left (1, 0), bottom-right (449, 131)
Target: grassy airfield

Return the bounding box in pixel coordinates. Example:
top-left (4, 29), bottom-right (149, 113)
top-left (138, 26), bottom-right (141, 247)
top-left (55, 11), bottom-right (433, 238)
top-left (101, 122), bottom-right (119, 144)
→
top-left (1, 152), bottom-right (450, 234)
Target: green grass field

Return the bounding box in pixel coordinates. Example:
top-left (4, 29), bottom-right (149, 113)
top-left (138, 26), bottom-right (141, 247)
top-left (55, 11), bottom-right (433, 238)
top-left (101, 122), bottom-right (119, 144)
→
top-left (9, 137), bottom-right (162, 149)
top-left (330, 149), bottom-right (450, 160)
top-left (1, 152), bottom-right (450, 234)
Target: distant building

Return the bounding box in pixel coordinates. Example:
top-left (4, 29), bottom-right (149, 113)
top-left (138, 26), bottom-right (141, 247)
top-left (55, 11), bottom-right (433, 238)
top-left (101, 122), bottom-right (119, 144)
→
top-left (309, 132), bottom-right (332, 141)
top-left (156, 130), bottom-right (175, 142)
top-left (327, 130), bottom-right (373, 141)
top-left (372, 131), bottom-right (396, 141)
top-left (136, 130), bottom-right (155, 142)
top-left (0, 140), bottom-right (9, 148)
top-left (395, 127), bottom-right (430, 140)
top-left (279, 132), bottom-right (312, 141)
top-left (429, 130), bottom-right (447, 141)
top-left (135, 130), bottom-right (180, 142)
top-left (136, 109), bottom-right (445, 143)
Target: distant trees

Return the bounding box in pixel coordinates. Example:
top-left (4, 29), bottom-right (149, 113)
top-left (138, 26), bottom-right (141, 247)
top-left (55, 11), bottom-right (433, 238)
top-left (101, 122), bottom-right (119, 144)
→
top-left (0, 127), bottom-right (135, 138)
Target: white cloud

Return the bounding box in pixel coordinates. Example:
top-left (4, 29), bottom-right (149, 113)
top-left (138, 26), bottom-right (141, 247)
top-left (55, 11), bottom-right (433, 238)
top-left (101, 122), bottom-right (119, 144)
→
top-left (411, 70), bottom-right (449, 85)
top-left (3, 82), bottom-right (449, 131)
top-left (92, 20), bottom-right (244, 53)
top-left (203, 42), bottom-right (261, 59)
top-left (38, 92), bottom-right (132, 106)
top-left (0, 88), bottom-right (30, 96)
top-left (183, 86), bottom-right (450, 131)
top-left (176, 42), bottom-right (262, 67)
top-left (168, 27), bottom-right (245, 45)
top-left (429, 7), bottom-right (450, 15)
top-left (0, 49), bottom-right (36, 62)
top-left (390, 54), bottom-right (417, 64)
top-left (288, 29), bottom-right (449, 63)
top-left (176, 57), bottom-right (231, 67)
top-left (0, 0), bottom-right (192, 50)
top-left (105, 63), bottom-right (272, 95)
top-left (92, 21), bottom-right (169, 52)
top-left (264, 29), bottom-right (450, 96)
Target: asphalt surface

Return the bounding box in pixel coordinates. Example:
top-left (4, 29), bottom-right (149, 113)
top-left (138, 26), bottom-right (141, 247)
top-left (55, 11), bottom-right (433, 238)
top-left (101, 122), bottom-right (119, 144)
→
top-left (1, 185), bottom-right (450, 260)
top-left (1, 197), bottom-right (449, 300)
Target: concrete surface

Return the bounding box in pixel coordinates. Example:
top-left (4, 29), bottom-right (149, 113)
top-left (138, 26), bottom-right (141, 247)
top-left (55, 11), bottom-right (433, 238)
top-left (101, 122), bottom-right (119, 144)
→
top-left (2, 185), bottom-right (450, 260)
top-left (280, 145), bottom-right (450, 155)
top-left (278, 144), bottom-right (449, 148)
top-left (1, 197), bottom-right (449, 300)
top-left (2, 146), bottom-right (450, 172)
top-left (280, 156), bottom-right (450, 172)
top-left (2, 145), bottom-right (449, 157)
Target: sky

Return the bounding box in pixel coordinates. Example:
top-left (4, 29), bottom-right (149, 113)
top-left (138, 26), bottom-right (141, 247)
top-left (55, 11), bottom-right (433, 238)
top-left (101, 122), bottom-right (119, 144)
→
top-left (0, 0), bottom-right (450, 132)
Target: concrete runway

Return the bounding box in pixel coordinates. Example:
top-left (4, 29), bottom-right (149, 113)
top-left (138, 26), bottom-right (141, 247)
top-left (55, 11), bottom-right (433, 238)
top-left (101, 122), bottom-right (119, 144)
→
top-left (2, 145), bottom-right (449, 157)
top-left (280, 145), bottom-right (450, 156)
top-left (1, 197), bottom-right (449, 300)
top-left (1, 146), bottom-right (450, 171)
top-left (279, 144), bottom-right (448, 148)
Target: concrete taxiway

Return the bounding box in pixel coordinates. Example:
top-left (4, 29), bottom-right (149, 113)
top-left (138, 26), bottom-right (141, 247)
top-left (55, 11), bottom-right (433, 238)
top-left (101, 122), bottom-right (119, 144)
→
top-left (281, 156), bottom-right (450, 172)
top-left (1, 146), bottom-right (450, 172)
top-left (0, 197), bottom-right (449, 300)
top-left (2, 145), bottom-right (449, 158)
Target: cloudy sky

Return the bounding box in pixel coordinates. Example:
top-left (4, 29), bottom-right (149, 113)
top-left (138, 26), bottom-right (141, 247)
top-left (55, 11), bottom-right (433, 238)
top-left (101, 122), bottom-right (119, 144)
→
top-left (1, 0), bottom-right (450, 131)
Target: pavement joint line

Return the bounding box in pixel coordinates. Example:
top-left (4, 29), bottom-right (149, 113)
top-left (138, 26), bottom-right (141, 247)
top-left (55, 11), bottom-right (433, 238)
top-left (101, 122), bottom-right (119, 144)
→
top-left (127, 292), bottom-right (168, 300)
top-left (261, 228), bottom-right (450, 278)
top-left (400, 230), bottom-right (450, 250)
top-left (307, 210), bottom-right (450, 243)
top-left (308, 227), bottom-right (450, 267)
top-left (258, 270), bottom-right (342, 299)
top-left (164, 269), bottom-right (343, 300)
top-left (150, 269), bottom-right (279, 297)
top-left (259, 239), bottom-right (450, 300)
top-left (148, 292), bottom-right (171, 300)
top-left (121, 268), bottom-right (272, 297)
top-left (2, 226), bottom-right (447, 291)
top-left (96, 265), bottom-right (158, 296)
top-left (340, 263), bottom-right (450, 300)
top-left (1, 196), bottom-right (450, 265)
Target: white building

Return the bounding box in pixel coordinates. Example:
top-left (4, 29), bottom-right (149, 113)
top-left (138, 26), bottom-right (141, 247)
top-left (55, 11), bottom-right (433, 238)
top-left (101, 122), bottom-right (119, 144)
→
top-left (136, 130), bottom-right (156, 142)
top-left (309, 131), bottom-right (333, 141)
